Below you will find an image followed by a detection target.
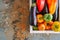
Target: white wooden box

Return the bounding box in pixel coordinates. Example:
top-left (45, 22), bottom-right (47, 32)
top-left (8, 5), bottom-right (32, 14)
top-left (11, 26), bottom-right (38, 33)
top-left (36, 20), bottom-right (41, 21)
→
top-left (30, 0), bottom-right (60, 33)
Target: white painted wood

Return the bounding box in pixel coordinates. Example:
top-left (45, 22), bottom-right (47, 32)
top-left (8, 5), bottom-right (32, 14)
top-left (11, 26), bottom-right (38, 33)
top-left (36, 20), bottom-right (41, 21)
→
top-left (30, 25), bottom-right (60, 33)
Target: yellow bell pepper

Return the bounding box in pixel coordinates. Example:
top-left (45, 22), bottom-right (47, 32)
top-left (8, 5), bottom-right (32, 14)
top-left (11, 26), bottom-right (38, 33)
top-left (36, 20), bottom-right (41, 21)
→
top-left (37, 14), bottom-right (44, 23)
top-left (52, 21), bottom-right (60, 32)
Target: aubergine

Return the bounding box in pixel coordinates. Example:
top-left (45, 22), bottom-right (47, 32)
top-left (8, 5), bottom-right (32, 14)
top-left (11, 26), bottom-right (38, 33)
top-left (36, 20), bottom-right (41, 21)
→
top-left (30, 6), bottom-right (37, 26)
top-left (52, 0), bottom-right (59, 21)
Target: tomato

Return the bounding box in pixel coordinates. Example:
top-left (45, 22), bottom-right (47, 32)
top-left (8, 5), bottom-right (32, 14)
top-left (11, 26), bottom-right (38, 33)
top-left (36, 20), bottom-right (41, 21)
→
top-left (45, 26), bottom-right (51, 30)
top-left (48, 21), bottom-right (53, 25)
top-left (38, 23), bottom-right (45, 31)
top-left (43, 21), bottom-right (52, 30)
top-left (43, 21), bottom-right (46, 25)
top-left (52, 21), bottom-right (60, 32)
top-left (37, 14), bottom-right (44, 23)
top-left (45, 23), bottom-right (52, 30)
top-left (46, 0), bottom-right (57, 14)
top-left (36, 0), bottom-right (45, 12)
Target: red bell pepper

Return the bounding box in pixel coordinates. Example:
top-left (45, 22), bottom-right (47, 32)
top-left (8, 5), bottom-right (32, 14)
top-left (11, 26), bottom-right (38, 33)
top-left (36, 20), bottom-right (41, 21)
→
top-left (46, 0), bottom-right (57, 14)
top-left (36, 0), bottom-right (45, 12)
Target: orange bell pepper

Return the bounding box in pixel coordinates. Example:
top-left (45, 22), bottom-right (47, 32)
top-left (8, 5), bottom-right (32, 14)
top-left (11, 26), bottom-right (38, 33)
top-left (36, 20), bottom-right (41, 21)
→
top-left (46, 0), bottom-right (57, 14)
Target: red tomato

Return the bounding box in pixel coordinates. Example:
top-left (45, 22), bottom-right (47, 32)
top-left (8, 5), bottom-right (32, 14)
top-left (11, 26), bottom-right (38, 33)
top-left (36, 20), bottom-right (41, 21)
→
top-left (45, 26), bottom-right (51, 30)
top-left (36, 0), bottom-right (45, 12)
top-left (48, 21), bottom-right (53, 25)
top-left (43, 21), bottom-right (52, 30)
top-left (43, 21), bottom-right (46, 26)
top-left (38, 24), bottom-right (45, 31)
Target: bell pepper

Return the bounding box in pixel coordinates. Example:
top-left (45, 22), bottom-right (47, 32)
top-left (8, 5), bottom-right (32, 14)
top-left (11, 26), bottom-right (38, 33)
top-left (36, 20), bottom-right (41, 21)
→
top-left (44, 14), bottom-right (53, 22)
top-left (37, 14), bottom-right (44, 23)
top-left (36, 0), bottom-right (45, 12)
top-left (46, 0), bottom-right (57, 14)
top-left (52, 21), bottom-right (60, 32)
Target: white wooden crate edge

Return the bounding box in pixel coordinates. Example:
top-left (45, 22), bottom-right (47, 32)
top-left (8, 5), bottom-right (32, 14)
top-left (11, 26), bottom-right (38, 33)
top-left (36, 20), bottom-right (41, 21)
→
top-left (30, 25), bottom-right (60, 33)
